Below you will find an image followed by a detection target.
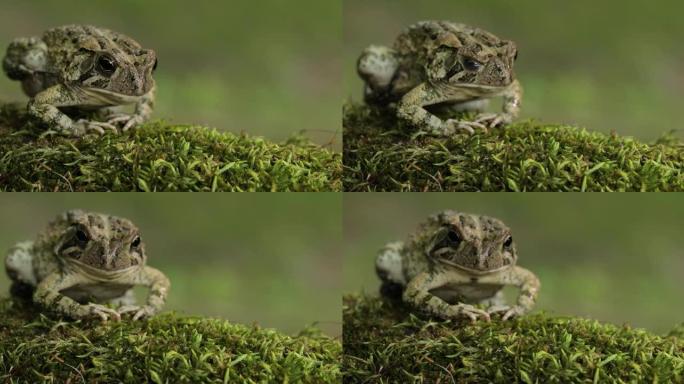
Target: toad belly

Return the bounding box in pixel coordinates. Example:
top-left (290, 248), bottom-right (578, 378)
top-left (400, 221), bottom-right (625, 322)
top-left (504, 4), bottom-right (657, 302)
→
top-left (60, 283), bottom-right (132, 303)
top-left (431, 283), bottom-right (503, 304)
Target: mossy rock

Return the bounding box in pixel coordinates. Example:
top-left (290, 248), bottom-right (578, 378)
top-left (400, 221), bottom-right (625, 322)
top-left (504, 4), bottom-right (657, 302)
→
top-left (343, 294), bottom-right (684, 383)
top-left (0, 103), bottom-right (341, 191)
top-left (343, 102), bottom-right (684, 191)
top-left (0, 298), bottom-right (341, 383)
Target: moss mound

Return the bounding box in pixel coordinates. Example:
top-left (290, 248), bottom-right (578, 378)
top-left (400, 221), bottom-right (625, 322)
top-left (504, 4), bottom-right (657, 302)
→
top-left (0, 298), bottom-right (340, 383)
top-left (343, 294), bottom-right (684, 383)
top-left (669, 324), bottom-right (684, 340)
top-left (343, 102), bottom-right (684, 191)
top-left (0, 103), bottom-right (341, 191)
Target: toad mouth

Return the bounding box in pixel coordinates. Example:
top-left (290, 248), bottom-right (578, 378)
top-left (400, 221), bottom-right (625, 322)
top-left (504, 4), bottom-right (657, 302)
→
top-left (435, 257), bottom-right (510, 275)
top-left (64, 258), bottom-right (141, 282)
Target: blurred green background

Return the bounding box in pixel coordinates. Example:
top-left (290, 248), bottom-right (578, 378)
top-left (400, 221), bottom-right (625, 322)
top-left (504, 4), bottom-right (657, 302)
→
top-left (0, 194), bottom-right (342, 336)
top-left (0, 0), bottom-right (341, 149)
top-left (344, 0), bottom-right (684, 140)
top-left (344, 193), bottom-right (684, 334)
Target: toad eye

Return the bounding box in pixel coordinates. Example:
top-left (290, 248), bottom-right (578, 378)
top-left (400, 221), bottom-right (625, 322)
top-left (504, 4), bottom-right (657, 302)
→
top-left (75, 229), bottom-right (89, 244)
top-left (514, 50), bottom-right (519, 61)
top-left (131, 236), bottom-right (141, 248)
top-left (152, 58), bottom-right (158, 72)
top-left (503, 236), bottom-right (513, 248)
top-left (446, 229), bottom-right (461, 247)
top-left (462, 58), bottom-right (482, 71)
top-left (96, 55), bottom-right (117, 76)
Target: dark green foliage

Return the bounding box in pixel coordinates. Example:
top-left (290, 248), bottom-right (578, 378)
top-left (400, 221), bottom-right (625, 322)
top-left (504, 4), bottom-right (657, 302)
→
top-left (0, 103), bottom-right (341, 192)
top-left (343, 102), bottom-right (684, 191)
top-left (343, 294), bottom-right (684, 383)
top-left (0, 298), bottom-right (341, 383)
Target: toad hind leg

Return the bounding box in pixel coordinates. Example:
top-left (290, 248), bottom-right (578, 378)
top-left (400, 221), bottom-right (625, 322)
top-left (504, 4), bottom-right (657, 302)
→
top-left (358, 45), bottom-right (399, 104)
top-left (5, 242), bottom-right (38, 300)
top-left (5, 241), bottom-right (36, 286)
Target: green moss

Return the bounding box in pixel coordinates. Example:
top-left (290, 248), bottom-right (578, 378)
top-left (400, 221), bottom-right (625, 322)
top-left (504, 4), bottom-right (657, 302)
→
top-left (343, 102), bottom-right (684, 191)
top-left (669, 324), bottom-right (684, 339)
top-left (0, 103), bottom-right (341, 191)
top-left (0, 298), bottom-right (341, 383)
top-left (343, 294), bottom-right (684, 383)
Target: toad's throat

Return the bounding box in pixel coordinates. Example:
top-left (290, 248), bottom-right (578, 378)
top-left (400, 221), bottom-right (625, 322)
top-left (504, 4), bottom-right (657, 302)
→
top-left (78, 86), bottom-right (143, 106)
top-left (63, 258), bottom-right (141, 282)
top-left (434, 81), bottom-right (508, 97)
top-left (436, 257), bottom-right (510, 275)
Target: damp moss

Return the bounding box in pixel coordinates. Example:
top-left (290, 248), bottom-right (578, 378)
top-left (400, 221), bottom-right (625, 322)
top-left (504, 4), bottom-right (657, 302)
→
top-left (343, 294), bottom-right (684, 383)
top-left (0, 298), bottom-right (341, 383)
top-left (0, 103), bottom-right (341, 192)
top-left (343, 102), bottom-right (684, 192)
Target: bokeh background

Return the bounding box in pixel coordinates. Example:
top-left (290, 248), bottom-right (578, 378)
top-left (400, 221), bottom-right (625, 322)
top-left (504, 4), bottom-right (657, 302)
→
top-left (344, 0), bottom-right (684, 140)
top-left (0, 0), bottom-right (341, 149)
top-left (0, 194), bottom-right (342, 336)
top-left (344, 193), bottom-right (684, 334)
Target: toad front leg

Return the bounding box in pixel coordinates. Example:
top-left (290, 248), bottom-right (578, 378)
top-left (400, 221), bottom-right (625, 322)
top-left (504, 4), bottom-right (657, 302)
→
top-left (477, 265), bottom-right (540, 320)
top-left (472, 79), bottom-right (523, 128)
top-left (117, 266), bottom-right (169, 320)
top-left (403, 270), bottom-right (491, 321)
top-left (28, 84), bottom-right (118, 136)
top-left (105, 85), bottom-right (156, 132)
top-left (33, 272), bottom-right (121, 321)
top-left (397, 83), bottom-right (488, 135)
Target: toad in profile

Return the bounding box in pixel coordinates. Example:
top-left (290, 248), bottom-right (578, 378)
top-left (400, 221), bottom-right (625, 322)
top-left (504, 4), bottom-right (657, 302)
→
top-left (358, 21), bottom-right (521, 135)
top-left (2, 25), bottom-right (157, 136)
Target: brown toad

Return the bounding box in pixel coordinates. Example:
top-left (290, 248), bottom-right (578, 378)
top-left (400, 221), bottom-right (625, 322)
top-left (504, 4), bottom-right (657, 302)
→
top-left (2, 25), bottom-right (157, 136)
top-left (4, 210), bottom-right (169, 321)
top-left (376, 211), bottom-right (539, 321)
top-left (358, 21), bottom-right (522, 135)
